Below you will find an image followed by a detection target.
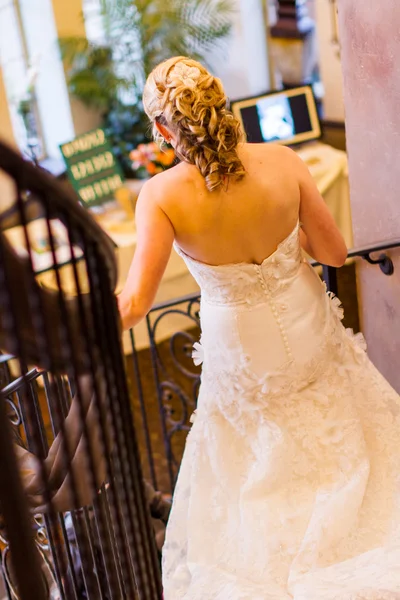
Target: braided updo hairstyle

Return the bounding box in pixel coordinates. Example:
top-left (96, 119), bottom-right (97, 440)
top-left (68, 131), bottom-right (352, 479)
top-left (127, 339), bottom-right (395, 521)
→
top-left (143, 56), bottom-right (245, 192)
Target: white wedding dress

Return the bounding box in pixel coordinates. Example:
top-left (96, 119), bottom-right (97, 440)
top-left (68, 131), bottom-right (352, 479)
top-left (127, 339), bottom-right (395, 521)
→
top-left (163, 220), bottom-right (400, 599)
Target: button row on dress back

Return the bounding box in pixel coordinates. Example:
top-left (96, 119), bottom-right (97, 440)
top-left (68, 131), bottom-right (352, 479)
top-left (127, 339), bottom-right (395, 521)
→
top-left (254, 264), bottom-right (293, 360)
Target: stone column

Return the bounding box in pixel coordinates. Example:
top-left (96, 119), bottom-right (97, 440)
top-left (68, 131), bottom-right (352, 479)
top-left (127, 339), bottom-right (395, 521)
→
top-left (0, 68), bottom-right (16, 146)
top-left (315, 0), bottom-right (345, 121)
top-left (0, 67), bottom-right (18, 216)
top-left (238, 0), bottom-right (272, 95)
top-left (338, 0), bottom-right (400, 389)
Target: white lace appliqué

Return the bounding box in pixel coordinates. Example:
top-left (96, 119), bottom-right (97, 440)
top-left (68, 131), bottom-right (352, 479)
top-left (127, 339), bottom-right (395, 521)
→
top-left (192, 342), bottom-right (204, 366)
top-left (174, 220), bottom-right (303, 307)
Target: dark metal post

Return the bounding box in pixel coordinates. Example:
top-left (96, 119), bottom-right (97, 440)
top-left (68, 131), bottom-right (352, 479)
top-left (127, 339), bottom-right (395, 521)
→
top-left (322, 264), bottom-right (339, 296)
top-left (0, 393), bottom-right (47, 600)
top-left (271, 0), bottom-right (314, 39)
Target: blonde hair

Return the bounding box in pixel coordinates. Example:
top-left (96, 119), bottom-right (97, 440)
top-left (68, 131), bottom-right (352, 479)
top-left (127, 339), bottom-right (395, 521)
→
top-left (143, 56), bottom-right (245, 192)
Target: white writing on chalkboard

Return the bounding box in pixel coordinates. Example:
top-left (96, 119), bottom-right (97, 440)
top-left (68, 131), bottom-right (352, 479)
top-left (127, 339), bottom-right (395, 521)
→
top-left (61, 129), bottom-right (106, 158)
top-left (79, 174), bottom-right (123, 203)
top-left (70, 151), bottom-right (115, 181)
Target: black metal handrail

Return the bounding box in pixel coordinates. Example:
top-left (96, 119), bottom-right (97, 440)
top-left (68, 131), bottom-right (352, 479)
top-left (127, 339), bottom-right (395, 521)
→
top-left (0, 368), bottom-right (40, 396)
top-left (311, 236), bottom-right (400, 268)
top-left (34, 232), bottom-right (400, 281)
top-left (347, 237), bottom-right (400, 258)
top-left (317, 237), bottom-right (400, 296)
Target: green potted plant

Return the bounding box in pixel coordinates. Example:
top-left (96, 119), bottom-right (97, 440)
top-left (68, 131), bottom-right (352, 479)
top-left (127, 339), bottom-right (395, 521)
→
top-left (60, 0), bottom-right (234, 178)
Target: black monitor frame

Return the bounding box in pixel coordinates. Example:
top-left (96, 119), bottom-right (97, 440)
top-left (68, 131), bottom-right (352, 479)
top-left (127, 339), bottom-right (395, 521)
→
top-left (230, 85), bottom-right (322, 147)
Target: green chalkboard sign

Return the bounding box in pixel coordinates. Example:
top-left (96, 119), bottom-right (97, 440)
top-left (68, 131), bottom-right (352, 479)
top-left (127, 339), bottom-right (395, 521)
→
top-left (60, 128), bottom-right (124, 207)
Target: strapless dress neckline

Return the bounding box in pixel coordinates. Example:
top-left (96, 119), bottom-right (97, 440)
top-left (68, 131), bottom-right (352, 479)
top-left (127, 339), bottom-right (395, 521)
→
top-left (173, 219), bottom-right (300, 270)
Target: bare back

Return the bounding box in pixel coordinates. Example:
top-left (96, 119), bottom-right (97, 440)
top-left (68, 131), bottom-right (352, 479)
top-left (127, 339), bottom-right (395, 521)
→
top-left (119, 141), bottom-right (347, 330)
top-left (158, 143), bottom-right (300, 266)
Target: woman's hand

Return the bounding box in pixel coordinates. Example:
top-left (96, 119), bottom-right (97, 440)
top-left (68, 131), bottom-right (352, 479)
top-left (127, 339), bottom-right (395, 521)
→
top-left (116, 292), bottom-right (134, 332)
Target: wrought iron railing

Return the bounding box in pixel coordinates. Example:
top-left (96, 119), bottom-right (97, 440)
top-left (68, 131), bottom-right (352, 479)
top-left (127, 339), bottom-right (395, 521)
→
top-left (127, 296), bottom-right (201, 494)
top-left (0, 366), bottom-right (91, 600)
top-left (0, 141), bottom-right (161, 600)
top-left (0, 362), bottom-right (169, 600)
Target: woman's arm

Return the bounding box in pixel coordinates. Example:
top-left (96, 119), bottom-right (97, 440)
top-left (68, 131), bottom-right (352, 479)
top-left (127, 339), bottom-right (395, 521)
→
top-left (288, 148), bottom-right (348, 267)
top-left (118, 178), bottom-right (174, 330)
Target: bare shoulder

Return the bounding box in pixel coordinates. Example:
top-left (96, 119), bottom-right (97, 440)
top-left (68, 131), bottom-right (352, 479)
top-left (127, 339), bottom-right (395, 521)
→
top-left (136, 163), bottom-right (181, 203)
top-left (137, 161), bottom-right (199, 219)
top-left (238, 144), bottom-right (306, 189)
top-left (254, 143), bottom-right (299, 160)
top-left (268, 144), bottom-right (308, 171)
top-left (140, 161), bottom-right (194, 197)
top-left (242, 142), bottom-right (301, 168)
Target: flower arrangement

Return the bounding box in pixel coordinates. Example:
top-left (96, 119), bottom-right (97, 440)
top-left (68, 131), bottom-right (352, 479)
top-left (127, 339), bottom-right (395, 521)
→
top-left (129, 142), bottom-right (176, 178)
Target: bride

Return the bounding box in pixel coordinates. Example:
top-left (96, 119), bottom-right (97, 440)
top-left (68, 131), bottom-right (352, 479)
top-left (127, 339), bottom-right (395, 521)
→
top-left (118, 57), bottom-right (400, 599)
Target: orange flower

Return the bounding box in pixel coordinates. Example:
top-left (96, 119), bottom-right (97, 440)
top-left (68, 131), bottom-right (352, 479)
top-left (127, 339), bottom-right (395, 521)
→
top-left (131, 142), bottom-right (175, 174)
top-left (129, 149), bottom-right (141, 161)
top-left (146, 162), bottom-right (158, 175)
top-left (159, 148), bottom-right (175, 166)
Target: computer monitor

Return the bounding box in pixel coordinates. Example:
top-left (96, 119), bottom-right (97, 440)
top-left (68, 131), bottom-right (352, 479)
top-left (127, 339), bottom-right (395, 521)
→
top-left (230, 86), bottom-right (321, 146)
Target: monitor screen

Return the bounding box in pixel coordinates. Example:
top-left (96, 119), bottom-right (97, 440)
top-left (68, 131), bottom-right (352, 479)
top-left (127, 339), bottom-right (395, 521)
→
top-left (231, 86), bottom-right (321, 146)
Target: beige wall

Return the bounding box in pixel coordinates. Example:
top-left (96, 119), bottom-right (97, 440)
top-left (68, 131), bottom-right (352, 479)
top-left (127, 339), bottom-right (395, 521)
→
top-left (338, 0), bottom-right (400, 390)
top-left (52, 0), bottom-right (85, 36)
top-left (52, 0), bottom-right (102, 135)
top-left (0, 67), bottom-right (16, 147)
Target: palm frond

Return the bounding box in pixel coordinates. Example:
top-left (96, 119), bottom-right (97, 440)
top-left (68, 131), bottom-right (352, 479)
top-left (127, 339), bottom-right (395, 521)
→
top-left (59, 36), bottom-right (91, 65)
top-left (137, 0), bottom-right (235, 75)
top-left (59, 0), bottom-right (234, 175)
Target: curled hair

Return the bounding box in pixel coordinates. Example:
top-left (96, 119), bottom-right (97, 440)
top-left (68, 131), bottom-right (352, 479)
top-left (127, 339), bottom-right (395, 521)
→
top-left (143, 57), bottom-right (245, 192)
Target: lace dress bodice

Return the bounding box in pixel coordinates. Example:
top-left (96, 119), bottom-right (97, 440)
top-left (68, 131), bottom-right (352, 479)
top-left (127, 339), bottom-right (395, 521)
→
top-left (174, 221), bottom-right (363, 425)
top-left (174, 220), bottom-right (303, 308)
